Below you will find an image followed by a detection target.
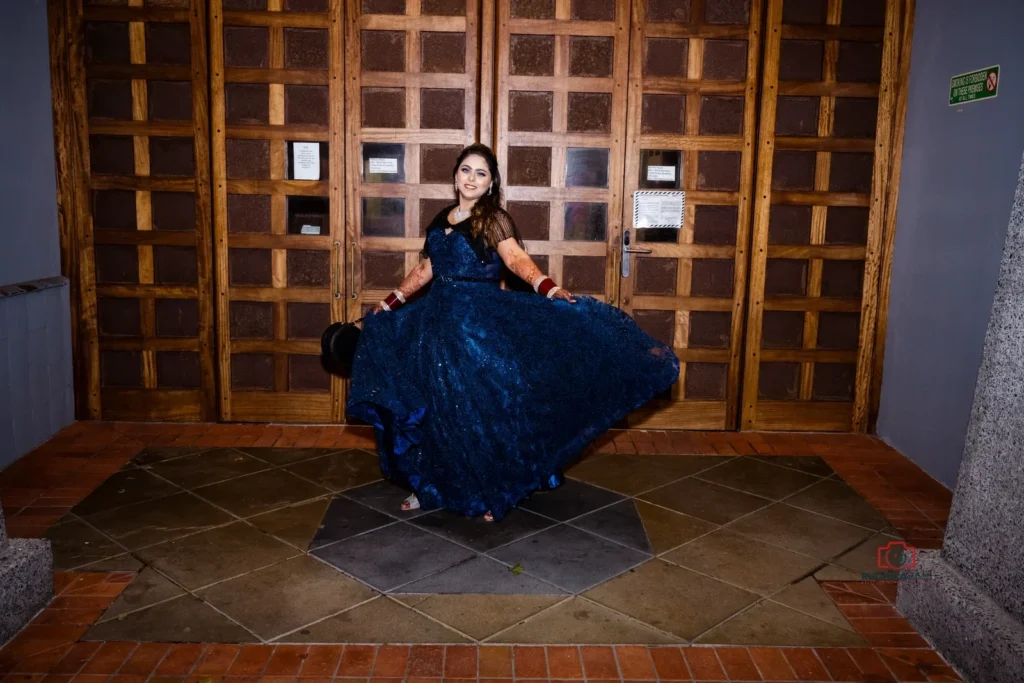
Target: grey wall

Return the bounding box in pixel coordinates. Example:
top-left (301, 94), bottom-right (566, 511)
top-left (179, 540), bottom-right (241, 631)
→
top-left (0, 0), bottom-right (74, 470)
top-left (0, 0), bottom-right (61, 286)
top-left (876, 0), bottom-right (1024, 488)
top-left (0, 284), bottom-right (76, 468)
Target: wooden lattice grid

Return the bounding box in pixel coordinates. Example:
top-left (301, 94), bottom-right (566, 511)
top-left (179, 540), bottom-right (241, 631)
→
top-left (618, 0), bottom-right (763, 430)
top-left (346, 0), bottom-right (482, 325)
top-left (493, 0), bottom-right (631, 306)
top-left (76, 0), bottom-right (216, 421)
top-left (742, 0), bottom-right (900, 432)
top-left (210, 0), bottom-right (346, 422)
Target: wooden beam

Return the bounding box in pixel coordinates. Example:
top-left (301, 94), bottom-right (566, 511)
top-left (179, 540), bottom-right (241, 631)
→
top-left (740, 0), bottom-right (783, 430)
top-left (870, 0), bottom-right (916, 430)
top-left (852, 0), bottom-right (902, 431)
top-left (192, 0), bottom-right (217, 422)
top-left (48, 0), bottom-right (87, 418)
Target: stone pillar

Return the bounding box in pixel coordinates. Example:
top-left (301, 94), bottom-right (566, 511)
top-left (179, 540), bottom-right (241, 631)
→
top-left (897, 153), bottom-right (1024, 682)
top-left (0, 496), bottom-right (54, 646)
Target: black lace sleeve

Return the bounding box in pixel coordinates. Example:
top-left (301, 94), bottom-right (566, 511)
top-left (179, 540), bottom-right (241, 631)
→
top-left (489, 210), bottom-right (524, 247)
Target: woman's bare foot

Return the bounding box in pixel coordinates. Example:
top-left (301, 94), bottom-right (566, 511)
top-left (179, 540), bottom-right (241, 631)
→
top-left (401, 493), bottom-right (420, 511)
top-left (483, 511), bottom-right (494, 522)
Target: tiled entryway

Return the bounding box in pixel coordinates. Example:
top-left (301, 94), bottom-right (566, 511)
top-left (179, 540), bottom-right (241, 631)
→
top-left (37, 443), bottom-right (906, 645)
top-left (0, 423), bottom-right (961, 681)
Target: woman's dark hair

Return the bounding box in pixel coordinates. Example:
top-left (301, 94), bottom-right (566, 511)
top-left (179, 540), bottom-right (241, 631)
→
top-left (452, 144), bottom-right (522, 249)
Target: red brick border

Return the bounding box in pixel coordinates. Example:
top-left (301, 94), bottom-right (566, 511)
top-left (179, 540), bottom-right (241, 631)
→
top-left (0, 572), bottom-right (963, 682)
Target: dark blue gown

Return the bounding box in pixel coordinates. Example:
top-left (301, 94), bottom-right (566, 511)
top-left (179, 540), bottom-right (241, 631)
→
top-left (346, 209), bottom-right (680, 520)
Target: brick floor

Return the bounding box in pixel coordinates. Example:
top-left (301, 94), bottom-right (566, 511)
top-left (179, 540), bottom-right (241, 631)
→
top-left (0, 569), bottom-right (962, 681)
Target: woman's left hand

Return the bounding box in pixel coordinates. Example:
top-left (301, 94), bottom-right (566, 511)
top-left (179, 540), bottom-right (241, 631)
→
top-left (551, 288), bottom-right (577, 304)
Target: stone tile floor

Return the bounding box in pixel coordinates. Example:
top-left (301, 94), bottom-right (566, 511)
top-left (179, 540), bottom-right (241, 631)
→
top-left (0, 573), bottom-right (961, 682)
top-left (0, 423), bottom-right (961, 681)
top-left (38, 445), bottom-right (911, 645)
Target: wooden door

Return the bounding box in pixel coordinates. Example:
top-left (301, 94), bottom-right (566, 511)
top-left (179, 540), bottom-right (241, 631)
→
top-left (57, 0), bottom-right (909, 432)
top-left (741, 0), bottom-right (899, 431)
top-left (210, 0), bottom-right (346, 422)
top-left (494, 0), bottom-right (630, 309)
top-left (72, 0), bottom-right (216, 421)
top-left (617, 0), bottom-right (763, 430)
top-left (343, 1), bottom-right (484, 324)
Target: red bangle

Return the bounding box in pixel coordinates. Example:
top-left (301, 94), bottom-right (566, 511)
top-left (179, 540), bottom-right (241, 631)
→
top-left (537, 278), bottom-right (557, 297)
top-left (383, 291), bottom-right (403, 310)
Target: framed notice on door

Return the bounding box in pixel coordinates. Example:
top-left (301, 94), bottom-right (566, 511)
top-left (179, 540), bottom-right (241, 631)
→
top-left (633, 191), bottom-right (685, 228)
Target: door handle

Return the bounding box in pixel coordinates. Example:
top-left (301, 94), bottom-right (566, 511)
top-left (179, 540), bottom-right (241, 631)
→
top-left (349, 243), bottom-right (358, 300)
top-left (620, 229), bottom-right (651, 277)
top-left (333, 241), bottom-right (342, 300)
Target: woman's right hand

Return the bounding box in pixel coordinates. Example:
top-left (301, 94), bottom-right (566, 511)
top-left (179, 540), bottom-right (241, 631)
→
top-left (372, 302), bottom-right (385, 314)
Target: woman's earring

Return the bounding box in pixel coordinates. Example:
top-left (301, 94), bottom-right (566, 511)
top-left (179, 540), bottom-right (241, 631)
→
top-left (487, 185), bottom-right (493, 195)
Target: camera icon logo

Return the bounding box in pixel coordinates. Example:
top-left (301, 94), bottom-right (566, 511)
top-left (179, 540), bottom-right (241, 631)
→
top-left (877, 540), bottom-right (917, 570)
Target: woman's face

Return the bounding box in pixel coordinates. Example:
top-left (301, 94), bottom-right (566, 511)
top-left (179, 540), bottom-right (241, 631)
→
top-left (455, 154), bottom-right (492, 202)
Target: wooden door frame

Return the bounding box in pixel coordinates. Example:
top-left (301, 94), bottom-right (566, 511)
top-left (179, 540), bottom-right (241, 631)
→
top-left (342, 0), bottom-right (484, 423)
top-left (741, 0), bottom-right (902, 433)
top-left (209, 0), bottom-right (346, 422)
top-left (617, 0), bottom-right (765, 430)
top-left (869, 0), bottom-right (916, 431)
top-left (48, 0), bottom-right (90, 419)
top-left (49, 0), bottom-right (217, 422)
top-left (493, 0), bottom-right (631, 304)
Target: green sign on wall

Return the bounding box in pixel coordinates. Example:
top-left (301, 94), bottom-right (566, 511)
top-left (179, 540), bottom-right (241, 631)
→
top-left (949, 65), bottom-right (1000, 106)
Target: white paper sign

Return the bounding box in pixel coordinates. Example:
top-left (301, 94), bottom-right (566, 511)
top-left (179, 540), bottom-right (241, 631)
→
top-left (369, 158), bottom-right (398, 174)
top-left (293, 142), bottom-right (320, 181)
top-left (646, 165), bottom-right (677, 182)
top-left (299, 224), bottom-right (321, 235)
top-left (633, 191), bottom-right (685, 229)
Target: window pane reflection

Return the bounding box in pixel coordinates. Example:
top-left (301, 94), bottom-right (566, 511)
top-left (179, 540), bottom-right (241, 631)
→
top-left (637, 228), bottom-right (679, 243)
top-left (639, 149), bottom-right (682, 189)
top-left (564, 202), bottom-right (607, 241)
top-left (566, 147), bottom-right (609, 187)
top-left (287, 196), bottom-right (329, 235)
top-left (361, 197), bottom-right (405, 236)
top-left (362, 142), bottom-right (405, 183)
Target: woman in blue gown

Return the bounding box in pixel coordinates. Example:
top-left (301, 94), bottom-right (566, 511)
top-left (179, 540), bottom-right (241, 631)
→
top-left (346, 144), bottom-right (679, 522)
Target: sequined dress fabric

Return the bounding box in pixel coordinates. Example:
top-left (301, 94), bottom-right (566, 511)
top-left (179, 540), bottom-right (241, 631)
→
top-left (346, 210), bottom-right (680, 520)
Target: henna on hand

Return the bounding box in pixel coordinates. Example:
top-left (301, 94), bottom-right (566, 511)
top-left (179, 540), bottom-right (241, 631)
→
top-left (376, 258), bottom-right (432, 312)
top-left (396, 258), bottom-right (433, 300)
top-left (496, 238), bottom-right (544, 285)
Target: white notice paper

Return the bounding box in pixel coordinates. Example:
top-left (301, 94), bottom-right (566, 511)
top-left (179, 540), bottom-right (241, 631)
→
top-left (646, 165), bottom-right (676, 182)
top-left (299, 224), bottom-right (321, 235)
top-left (369, 158), bottom-right (399, 174)
top-left (633, 191), bottom-right (685, 229)
top-left (293, 142), bottom-right (320, 181)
